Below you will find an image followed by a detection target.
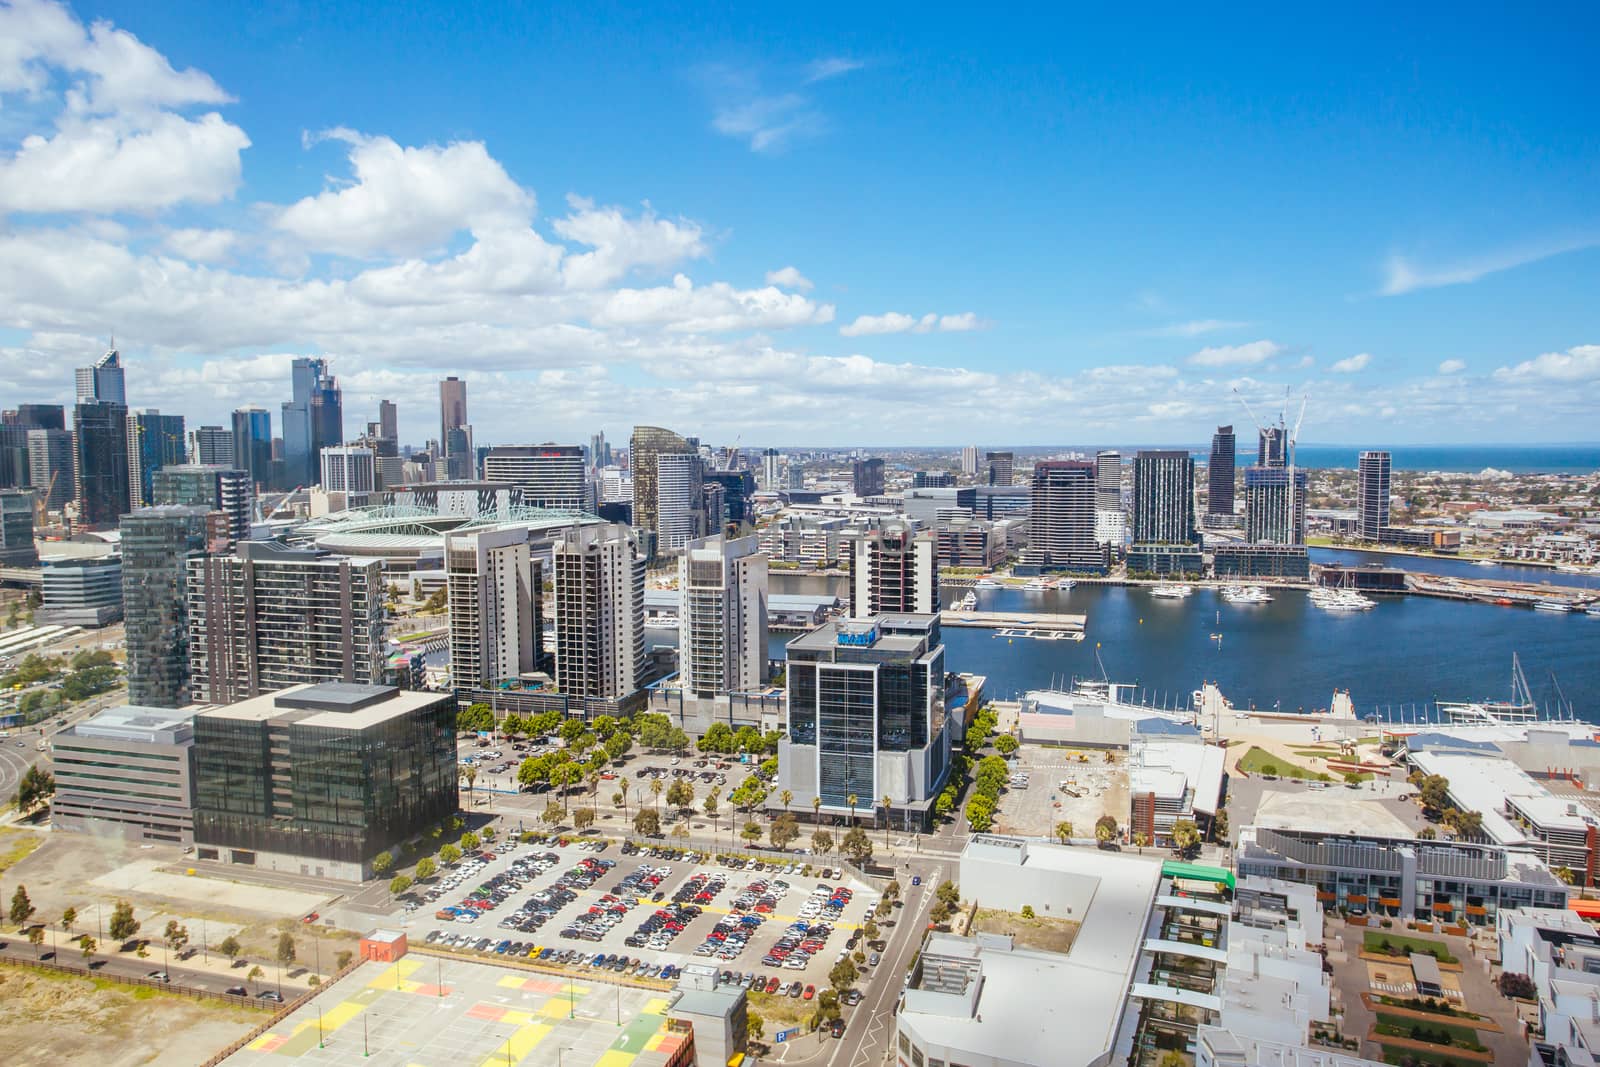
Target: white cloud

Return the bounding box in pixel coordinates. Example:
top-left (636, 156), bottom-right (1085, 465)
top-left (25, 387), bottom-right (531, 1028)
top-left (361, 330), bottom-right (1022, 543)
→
top-left (1382, 236), bottom-right (1600, 295)
top-left (805, 57), bottom-right (864, 83)
top-left (839, 311), bottom-right (984, 337)
top-left (1330, 352), bottom-right (1371, 373)
top-left (595, 274), bottom-right (834, 333)
top-left (1143, 319), bottom-right (1250, 338)
top-left (273, 129), bottom-right (533, 257)
top-left (765, 266), bottom-right (813, 291)
top-left (703, 57), bottom-right (862, 152)
top-left (1437, 359), bottom-right (1466, 375)
top-left (553, 197), bottom-right (705, 289)
top-left (1187, 340), bottom-right (1284, 367)
top-left (162, 227), bottom-right (236, 263)
top-left (1493, 345), bottom-right (1600, 383)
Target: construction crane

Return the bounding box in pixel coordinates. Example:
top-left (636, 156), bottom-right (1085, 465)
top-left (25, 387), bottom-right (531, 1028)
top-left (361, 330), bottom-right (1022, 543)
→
top-left (33, 470), bottom-right (57, 525)
top-left (1285, 392), bottom-right (1308, 543)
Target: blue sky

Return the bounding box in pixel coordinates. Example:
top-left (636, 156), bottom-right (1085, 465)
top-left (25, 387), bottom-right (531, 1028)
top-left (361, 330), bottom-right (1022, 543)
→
top-left (0, 1), bottom-right (1595, 447)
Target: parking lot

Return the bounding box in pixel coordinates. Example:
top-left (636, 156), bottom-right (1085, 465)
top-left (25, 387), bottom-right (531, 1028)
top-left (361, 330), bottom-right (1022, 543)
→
top-left (397, 835), bottom-right (884, 996)
top-left (994, 745), bottom-right (1129, 838)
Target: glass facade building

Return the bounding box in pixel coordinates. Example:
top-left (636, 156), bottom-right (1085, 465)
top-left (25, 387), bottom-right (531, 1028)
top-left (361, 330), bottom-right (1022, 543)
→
top-left (121, 505), bottom-right (226, 707)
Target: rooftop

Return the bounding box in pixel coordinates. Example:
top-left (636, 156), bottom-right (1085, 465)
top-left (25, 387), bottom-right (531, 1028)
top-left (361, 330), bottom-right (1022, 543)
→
top-left (68, 703), bottom-right (193, 744)
top-left (1252, 789), bottom-right (1419, 840)
top-left (198, 683), bottom-right (446, 730)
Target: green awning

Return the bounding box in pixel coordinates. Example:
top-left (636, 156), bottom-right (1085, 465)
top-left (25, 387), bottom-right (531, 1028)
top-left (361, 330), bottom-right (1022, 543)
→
top-left (1162, 860), bottom-right (1235, 891)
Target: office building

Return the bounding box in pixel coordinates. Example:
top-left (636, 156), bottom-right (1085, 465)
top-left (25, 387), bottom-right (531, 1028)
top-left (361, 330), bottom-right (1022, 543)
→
top-left (1022, 461), bottom-right (1106, 573)
top-left (960, 445), bottom-right (979, 476)
top-left (482, 444), bottom-right (591, 510)
top-left (39, 556), bottom-right (123, 626)
top-left (1131, 449), bottom-right (1197, 545)
top-left (192, 682), bottom-right (456, 880)
top-left (785, 463), bottom-right (805, 491)
top-left (933, 516), bottom-right (1008, 570)
top-left (442, 425), bottom-right (473, 480)
top-left (852, 457), bottom-right (885, 497)
top-left (75, 345), bottom-right (125, 404)
top-left (51, 704), bottom-right (197, 845)
top-left (1208, 425), bottom-right (1236, 520)
top-left (704, 468), bottom-right (756, 529)
top-left (0, 490), bottom-right (38, 566)
top-left (1357, 450), bottom-right (1391, 541)
top-left (1212, 543), bottom-right (1310, 579)
top-left (701, 480), bottom-right (725, 539)
top-left (984, 451), bottom-right (1014, 487)
top-left (152, 464), bottom-right (252, 545)
top-left (779, 614), bottom-right (952, 826)
top-left (630, 425), bottom-right (697, 555)
top-left (319, 444), bottom-right (376, 502)
top-left (0, 425), bottom-right (30, 490)
top-left (1243, 466), bottom-right (1307, 545)
top-left (588, 431), bottom-right (611, 470)
top-left (849, 520), bottom-right (939, 617)
top-left (758, 514), bottom-right (848, 567)
top-left (1257, 426), bottom-right (1285, 468)
top-left (231, 406), bottom-right (273, 489)
top-left (912, 470), bottom-right (954, 489)
top-left (281, 357), bottom-right (342, 487)
top-left (71, 399), bottom-right (131, 528)
top-left (188, 424), bottom-right (233, 466)
top-left (655, 451), bottom-right (705, 553)
top-left (1095, 450), bottom-right (1122, 510)
top-left (5, 404), bottom-right (65, 431)
top-left (551, 523), bottom-right (646, 701)
top-left (439, 376), bottom-right (467, 448)
top-left (677, 535), bottom-right (767, 699)
top-left (761, 448), bottom-right (781, 490)
top-left (26, 428), bottom-right (73, 511)
top-left (377, 399), bottom-right (398, 449)
top-left (187, 540), bottom-right (385, 704)
top-left (125, 410), bottom-right (185, 508)
top-left (122, 505), bottom-right (225, 707)
top-left (444, 526), bottom-right (545, 689)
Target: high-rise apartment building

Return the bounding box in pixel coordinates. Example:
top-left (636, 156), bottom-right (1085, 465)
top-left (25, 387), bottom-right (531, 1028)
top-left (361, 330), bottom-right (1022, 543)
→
top-left (1208, 425), bottom-right (1237, 520)
top-left (444, 526), bottom-right (545, 689)
top-left (152, 464), bottom-right (252, 545)
top-left (678, 534), bottom-right (768, 699)
top-left (72, 399), bottom-right (131, 528)
top-left (0, 490), bottom-right (38, 567)
top-left (761, 448), bottom-right (781, 490)
top-left (319, 444), bottom-right (376, 501)
top-left (704, 468), bottom-right (756, 530)
top-left (785, 464), bottom-right (805, 491)
top-left (852, 457), bottom-right (885, 497)
top-left (984, 451), bottom-right (1014, 487)
top-left (186, 541), bottom-right (384, 704)
top-left (231, 407), bottom-right (273, 490)
top-left (1244, 466), bottom-right (1307, 545)
top-left (551, 523), bottom-right (645, 701)
top-left (1094, 450), bottom-right (1122, 511)
top-left (960, 445), bottom-right (979, 476)
top-left (655, 451), bottom-right (705, 553)
top-left (75, 346), bottom-right (125, 404)
top-left (1358, 450), bottom-right (1392, 541)
top-left (1131, 450), bottom-right (1197, 544)
top-left (849, 521), bottom-right (939, 617)
top-left (630, 425), bottom-right (696, 556)
top-left (482, 444), bottom-right (591, 510)
top-left (125, 409), bottom-right (185, 509)
top-left (26, 428), bottom-right (73, 511)
top-left (778, 614), bottom-right (952, 827)
top-left (188, 425), bottom-right (232, 466)
top-left (5, 404), bottom-right (65, 431)
top-left (1258, 426), bottom-right (1286, 468)
top-left (1024, 461), bottom-right (1106, 573)
top-left (121, 505), bottom-right (226, 707)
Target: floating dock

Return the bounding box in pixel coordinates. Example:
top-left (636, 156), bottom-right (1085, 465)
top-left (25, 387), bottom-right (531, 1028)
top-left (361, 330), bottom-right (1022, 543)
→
top-left (940, 610), bottom-right (1087, 634)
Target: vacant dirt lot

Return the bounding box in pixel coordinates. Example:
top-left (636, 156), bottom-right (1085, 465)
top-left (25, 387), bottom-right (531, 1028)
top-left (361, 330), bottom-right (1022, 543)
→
top-left (970, 907), bottom-right (1081, 954)
top-left (0, 966), bottom-right (261, 1065)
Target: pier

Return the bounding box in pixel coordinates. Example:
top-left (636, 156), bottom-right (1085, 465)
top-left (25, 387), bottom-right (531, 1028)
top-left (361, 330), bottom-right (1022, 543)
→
top-left (1405, 573), bottom-right (1599, 610)
top-left (940, 609), bottom-right (1088, 634)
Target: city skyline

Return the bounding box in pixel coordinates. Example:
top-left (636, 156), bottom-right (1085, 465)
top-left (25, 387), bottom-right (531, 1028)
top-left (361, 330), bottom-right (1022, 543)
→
top-left (0, 2), bottom-right (1595, 445)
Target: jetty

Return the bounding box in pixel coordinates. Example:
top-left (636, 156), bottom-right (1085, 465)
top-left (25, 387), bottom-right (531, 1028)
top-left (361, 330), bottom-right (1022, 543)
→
top-left (940, 609), bottom-right (1087, 635)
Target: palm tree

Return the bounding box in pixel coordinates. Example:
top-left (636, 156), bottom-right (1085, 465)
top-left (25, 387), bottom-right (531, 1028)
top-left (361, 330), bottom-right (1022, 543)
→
top-left (619, 780), bottom-right (631, 822)
top-left (811, 796), bottom-right (821, 825)
top-left (881, 793), bottom-right (893, 850)
top-left (651, 776), bottom-right (664, 816)
top-left (780, 789), bottom-right (793, 819)
top-left (847, 794), bottom-right (858, 829)
top-left (458, 764), bottom-right (477, 793)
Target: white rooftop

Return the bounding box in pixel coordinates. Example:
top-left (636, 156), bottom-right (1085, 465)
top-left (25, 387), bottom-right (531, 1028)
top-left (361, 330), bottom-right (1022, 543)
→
top-left (1252, 790), bottom-right (1416, 840)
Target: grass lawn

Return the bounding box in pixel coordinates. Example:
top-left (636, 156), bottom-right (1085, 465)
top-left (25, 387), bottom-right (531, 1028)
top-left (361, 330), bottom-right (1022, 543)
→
top-left (1363, 930), bottom-right (1459, 964)
top-left (1237, 746), bottom-right (1332, 782)
top-left (1375, 1013), bottom-right (1485, 1050)
top-left (1378, 1042), bottom-right (1477, 1067)
top-left (0, 826), bottom-right (42, 877)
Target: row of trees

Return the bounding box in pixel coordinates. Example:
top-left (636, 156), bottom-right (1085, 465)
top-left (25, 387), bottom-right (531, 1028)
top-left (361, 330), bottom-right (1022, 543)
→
top-left (963, 754), bottom-right (1010, 832)
top-left (696, 721), bottom-right (781, 756)
top-left (12, 765), bottom-right (54, 817)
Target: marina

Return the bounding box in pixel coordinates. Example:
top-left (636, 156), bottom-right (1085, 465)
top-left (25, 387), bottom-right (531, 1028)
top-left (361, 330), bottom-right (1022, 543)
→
top-left (939, 608), bottom-right (1088, 635)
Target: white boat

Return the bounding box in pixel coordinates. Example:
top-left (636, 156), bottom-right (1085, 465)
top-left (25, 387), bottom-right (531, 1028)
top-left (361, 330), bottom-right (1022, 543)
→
top-left (1221, 585), bottom-right (1272, 604)
top-left (1309, 587), bottom-right (1374, 612)
top-left (1534, 600), bottom-right (1573, 613)
top-left (1149, 583), bottom-right (1192, 599)
top-left (1023, 578), bottom-right (1052, 591)
top-left (1438, 653), bottom-right (1554, 725)
top-left (1053, 578), bottom-right (1077, 591)
top-left (1587, 605), bottom-right (1600, 618)
top-left (973, 578), bottom-right (1002, 590)
top-left (954, 591), bottom-right (977, 612)
top-left (1473, 559), bottom-right (1496, 567)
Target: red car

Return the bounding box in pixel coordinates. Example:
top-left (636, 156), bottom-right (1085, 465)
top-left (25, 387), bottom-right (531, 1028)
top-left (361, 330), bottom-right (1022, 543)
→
top-left (802, 985), bottom-right (815, 1000)
top-left (301, 912), bottom-right (319, 924)
top-left (766, 977), bottom-right (781, 994)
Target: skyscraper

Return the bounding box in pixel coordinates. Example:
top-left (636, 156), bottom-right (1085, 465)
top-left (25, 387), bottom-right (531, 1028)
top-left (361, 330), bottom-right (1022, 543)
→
top-left (551, 523), bottom-right (645, 700)
top-left (187, 540), bottom-right (385, 704)
top-left (377, 399), bottom-right (398, 448)
top-left (984, 451), bottom-right (1014, 487)
top-left (1023, 461), bottom-right (1105, 572)
top-left (439, 376), bottom-right (468, 447)
top-left (704, 468), bottom-right (756, 529)
top-left (1258, 426), bottom-right (1286, 468)
top-left (1094, 451), bottom-right (1122, 511)
top-left (1131, 450), bottom-right (1197, 545)
top-left (1207, 425), bottom-right (1236, 521)
top-left (444, 426), bottom-right (474, 479)
top-left (960, 445), bottom-right (979, 476)
top-left (849, 520), bottom-right (939, 617)
top-left (75, 346), bottom-right (125, 405)
top-left (121, 505), bottom-right (225, 707)
top-left (6, 404), bottom-right (65, 431)
top-left (1244, 466), bottom-right (1307, 545)
top-left (1358, 450), bottom-right (1392, 541)
top-left (26, 428), bottom-right (73, 511)
top-left (152, 465), bottom-right (253, 545)
top-left (761, 448), bottom-right (781, 490)
top-left (72, 399), bottom-right (131, 528)
top-left (319, 445), bottom-right (376, 502)
top-left (655, 451), bottom-right (705, 553)
top-left (589, 432), bottom-right (611, 470)
top-left (444, 526), bottom-right (545, 689)
top-left (188, 424), bottom-right (233, 466)
top-left (231, 407), bottom-right (273, 489)
top-left (125, 410), bottom-right (185, 509)
top-left (309, 364), bottom-right (343, 464)
top-left (482, 444), bottom-right (591, 510)
top-left (678, 534), bottom-right (768, 699)
top-left (0, 490), bottom-right (38, 567)
top-left (852, 457), bottom-right (886, 497)
top-left (281, 357), bottom-right (327, 487)
top-left (630, 425), bottom-right (696, 556)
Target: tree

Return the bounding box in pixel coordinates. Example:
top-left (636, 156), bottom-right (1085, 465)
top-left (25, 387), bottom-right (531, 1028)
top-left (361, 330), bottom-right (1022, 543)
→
top-left (1020, 904), bottom-right (1035, 918)
top-left (1094, 814), bottom-right (1119, 847)
top-left (882, 793), bottom-right (893, 849)
top-left (1211, 807), bottom-right (1229, 843)
top-left (747, 1011), bottom-right (765, 1043)
top-left (80, 935), bottom-right (96, 964)
top-left (415, 856), bottom-right (437, 881)
top-left (936, 881), bottom-right (961, 909)
top-left (13, 765), bottom-right (55, 815)
top-left (700, 722), bottom-right (735, 753)
top-left (440, 843), bottom-right (462, 866)
top-left (573, 807), bottom-right (596, 831)
top-left (541, 801), bottom-right (563, 826)
top-left (335, 950), bottom-right (353, 970)
top-left (248, 964), bottom-right (264, 990)
top-left (276, 931), bottom-right (296, 966)
top-left (1054, 821), bottom-right (1074, 845)
top-left (1344, 771), bottom-right (1364, 786)
top-left (770, 812), bottom-right (799, 850)
top-left (780, 789), bottom-right (793, 815)
top-left (1418, 774), bottom-right (1451, 818)
top-left (389, 875), bottom-right (413, 897)
top-left (1132, 832), bottom-right (1149, 854)
top-left (482, 826), bottom-right (497, 842)
top-left (1451, 809), bottom-right (1484, 839)
top-left (829, 957), bottom-right (858, 992)
top-left (635, 807), bottom-right (661, 837)
top-left (1259, 762), bottom-right (1278, 777)
top-left (27, 924), bottom-right (44, 957)
top-left (165, 919), bottom-right (190, 958)
top-left (219, 935), bottom-right (241, 963)
top-left (460, 764), bottom-right (478, 793)
top-left (1170, 820), bottom-right (1201, 857)
top-left (461, 830), bottom-right (480, 851)
top-left (372, 851), bottom-right (394, 876)
top-left (840, 827), bottom-right (873, 864)
top-left (741, 821), bottom-right (762, 844)
top-left (862, 918), bottom-right (879, 941)
top-left (1418, 826), bottom-right (1438, 841)
top-left (456, 703), bottom-right (494, 734)
top-left (812, 795), bottom-right (822, 823)
top-left (9, 884), bottom-right (35, 927)
top-left (109, 900), bottom-right (139, 944)
top-left (1555, 865), bottom-right (1577, 885)
top-left (811, 829), bottom-right (833, 856)
top-left (650, 777), bottom-right (665, 813)
top-left (846, 793), bottom-right (858, 827)
top-left (994, 734), bottom-right (1019, 756)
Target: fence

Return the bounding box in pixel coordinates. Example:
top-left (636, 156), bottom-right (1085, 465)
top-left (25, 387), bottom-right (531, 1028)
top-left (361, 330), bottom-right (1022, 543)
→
top-left (196, 957), bottom-right (363, 1067)
top-left (0, 951), bottom-right (275, 1009)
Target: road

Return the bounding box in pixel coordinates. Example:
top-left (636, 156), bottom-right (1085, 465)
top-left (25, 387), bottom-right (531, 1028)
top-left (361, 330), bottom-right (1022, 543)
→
top-left (0, 931), bottom-right (297, 1001)
top-left (0, 687), bottom-right (128, 806)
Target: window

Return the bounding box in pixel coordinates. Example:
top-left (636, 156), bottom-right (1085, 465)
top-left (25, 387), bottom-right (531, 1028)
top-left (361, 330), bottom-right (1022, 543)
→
top-left (911, 1046), bottom-right (925, 1067)
top-left (899, 1033), bottom-right (911, 1054)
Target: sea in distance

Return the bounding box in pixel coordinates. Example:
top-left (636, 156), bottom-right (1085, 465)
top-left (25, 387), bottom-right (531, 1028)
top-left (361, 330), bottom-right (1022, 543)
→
top-left (1033, 444), bottom-right (1600, 474)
